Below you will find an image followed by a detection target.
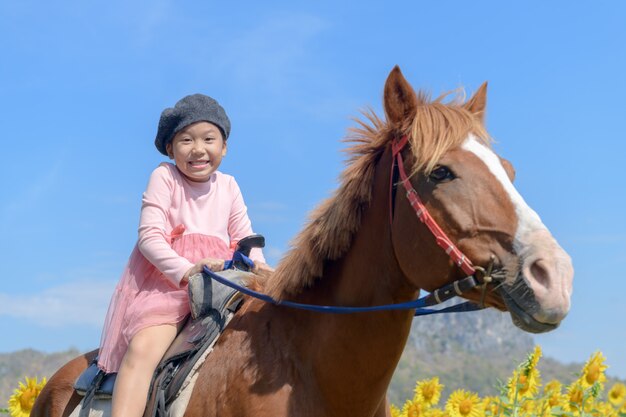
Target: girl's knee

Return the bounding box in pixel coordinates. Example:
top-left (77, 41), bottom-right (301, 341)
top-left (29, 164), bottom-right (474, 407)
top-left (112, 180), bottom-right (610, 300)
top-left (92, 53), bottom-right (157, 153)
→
top-left (125, 325), bottom-right (177, 366)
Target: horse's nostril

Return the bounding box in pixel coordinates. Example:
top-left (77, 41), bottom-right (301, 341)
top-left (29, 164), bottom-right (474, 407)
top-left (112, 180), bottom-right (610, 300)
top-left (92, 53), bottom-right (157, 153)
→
top-left (529, 259), bottom-right (550, 289)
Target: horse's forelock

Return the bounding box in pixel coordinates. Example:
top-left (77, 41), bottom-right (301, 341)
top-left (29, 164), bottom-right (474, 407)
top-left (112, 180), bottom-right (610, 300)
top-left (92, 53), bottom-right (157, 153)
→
top-left (408, 91), bottom-right (491, 176)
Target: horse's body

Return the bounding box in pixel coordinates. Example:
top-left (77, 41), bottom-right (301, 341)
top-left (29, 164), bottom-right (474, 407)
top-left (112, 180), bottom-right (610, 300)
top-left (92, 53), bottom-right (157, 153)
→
top-left (32, 67), bottom-right (573, 417)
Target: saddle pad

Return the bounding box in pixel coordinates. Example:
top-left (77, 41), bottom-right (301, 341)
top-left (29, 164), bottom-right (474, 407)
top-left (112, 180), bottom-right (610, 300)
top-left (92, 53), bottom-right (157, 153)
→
top-left (74, 363), bottom-right (116, 397)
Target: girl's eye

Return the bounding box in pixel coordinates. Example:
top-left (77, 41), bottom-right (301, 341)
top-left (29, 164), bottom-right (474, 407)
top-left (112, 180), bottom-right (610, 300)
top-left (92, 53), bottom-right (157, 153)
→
top-left (429, 166), bottom-right (455, 182)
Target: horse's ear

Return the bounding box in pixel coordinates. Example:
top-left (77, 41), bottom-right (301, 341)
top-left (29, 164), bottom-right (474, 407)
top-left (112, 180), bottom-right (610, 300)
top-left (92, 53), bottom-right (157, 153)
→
top-left (384, 66), bottom-right (418, 128)
top-left (465, 82), bottom-right (488, 122)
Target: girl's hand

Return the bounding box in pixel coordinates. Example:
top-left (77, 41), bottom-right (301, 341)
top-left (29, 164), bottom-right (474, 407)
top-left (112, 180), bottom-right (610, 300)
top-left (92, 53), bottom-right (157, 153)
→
top-left (182, 258), bottom-right (225, 284)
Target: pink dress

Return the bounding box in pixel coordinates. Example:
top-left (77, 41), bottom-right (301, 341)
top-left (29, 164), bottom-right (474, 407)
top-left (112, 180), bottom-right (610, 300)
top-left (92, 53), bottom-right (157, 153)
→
top-left (97, 163), bottom-right (265, 373)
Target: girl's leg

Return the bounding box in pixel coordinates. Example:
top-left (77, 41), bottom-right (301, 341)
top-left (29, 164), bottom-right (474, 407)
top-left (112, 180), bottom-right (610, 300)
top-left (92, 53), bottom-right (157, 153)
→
top-left (111, 324), bottom-right (178, 417)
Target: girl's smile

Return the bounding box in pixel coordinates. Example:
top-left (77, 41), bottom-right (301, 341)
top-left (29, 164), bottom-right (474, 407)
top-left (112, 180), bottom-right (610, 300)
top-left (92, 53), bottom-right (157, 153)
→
top-left (188, 160), bottom-right (210, 169)
top-left (166, 122), bottom-right (227, 182)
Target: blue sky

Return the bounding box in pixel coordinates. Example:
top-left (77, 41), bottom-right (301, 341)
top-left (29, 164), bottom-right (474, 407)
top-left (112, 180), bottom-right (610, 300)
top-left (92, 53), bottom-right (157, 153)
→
top-left (1, 1), bottom-right (625, 379)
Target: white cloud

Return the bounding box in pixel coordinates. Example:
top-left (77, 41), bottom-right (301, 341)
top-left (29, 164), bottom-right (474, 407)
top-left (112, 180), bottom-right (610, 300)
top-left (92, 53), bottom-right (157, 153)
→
top-left (0, 280), bottom-right (115, 327)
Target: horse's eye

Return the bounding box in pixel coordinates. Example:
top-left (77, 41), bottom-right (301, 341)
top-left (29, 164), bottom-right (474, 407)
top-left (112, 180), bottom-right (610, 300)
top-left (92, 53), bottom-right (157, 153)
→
top-left (429, 166), bottom-right (455, 182)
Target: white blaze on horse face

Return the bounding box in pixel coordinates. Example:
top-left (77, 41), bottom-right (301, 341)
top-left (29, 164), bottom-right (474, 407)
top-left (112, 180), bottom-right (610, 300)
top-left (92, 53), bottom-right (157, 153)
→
top-left (462, 135), bottom-right (573, 323)
top-left (462, 135), bottom-right (545, 247)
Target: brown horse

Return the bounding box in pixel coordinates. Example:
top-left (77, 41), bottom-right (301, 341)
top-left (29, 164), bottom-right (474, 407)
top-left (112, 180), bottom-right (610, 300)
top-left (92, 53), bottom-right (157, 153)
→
top-left (32, 66), bottom-right (573, 417)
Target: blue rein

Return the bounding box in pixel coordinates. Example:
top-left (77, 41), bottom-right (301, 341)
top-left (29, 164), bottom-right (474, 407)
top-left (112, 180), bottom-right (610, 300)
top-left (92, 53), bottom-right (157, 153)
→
top-left (205, 252), bottom-right (484, 316)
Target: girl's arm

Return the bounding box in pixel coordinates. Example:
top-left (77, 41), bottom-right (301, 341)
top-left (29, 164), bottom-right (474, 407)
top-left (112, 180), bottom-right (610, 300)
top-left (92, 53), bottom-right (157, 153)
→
top-left (227, 178), bottom-right (267, 265)
top-left (137, 165), bottom-right (195, 287)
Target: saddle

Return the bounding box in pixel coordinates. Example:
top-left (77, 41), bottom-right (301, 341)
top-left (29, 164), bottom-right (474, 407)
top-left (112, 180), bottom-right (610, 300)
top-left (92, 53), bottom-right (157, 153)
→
top-left (74, 235), bottom-right (265, 417)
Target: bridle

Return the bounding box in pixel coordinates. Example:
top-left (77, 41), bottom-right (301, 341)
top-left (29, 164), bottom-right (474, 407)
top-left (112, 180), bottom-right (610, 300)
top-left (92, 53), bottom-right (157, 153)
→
top-left (390, 134), bottom-right (497, 306)
top-left (204, 135), bottom-right (498, 315)
top-left (390, 134), bottom-right (475, 275)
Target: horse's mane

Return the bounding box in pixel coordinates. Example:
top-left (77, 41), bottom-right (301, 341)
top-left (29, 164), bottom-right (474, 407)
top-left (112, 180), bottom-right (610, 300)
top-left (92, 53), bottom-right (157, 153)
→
top-left (264, 90), bottom-right (490, 299)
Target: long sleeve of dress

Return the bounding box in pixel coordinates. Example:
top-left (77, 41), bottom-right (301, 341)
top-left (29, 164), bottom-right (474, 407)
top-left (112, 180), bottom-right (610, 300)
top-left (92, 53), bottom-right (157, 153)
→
top-left (137, 167), bottom-right (194, 287)
top-left (228, 178), bottom-right (266, 263)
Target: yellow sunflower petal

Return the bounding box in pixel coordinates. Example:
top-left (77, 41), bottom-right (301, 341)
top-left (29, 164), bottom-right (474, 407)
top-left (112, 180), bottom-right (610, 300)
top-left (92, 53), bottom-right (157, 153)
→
top-left (482, 396), bottom-right (506, 416)
top-left (445, 389), bottom-right (482, 417)
top-left (425, 408), bottom-right (447, 417)
top-left (402, 399), bottom-right (427, 417)
top-left (507, 367), bottom-right (541, 402)
top-left (580, 351), bottom-right (608, 388)
top-left (608, 382), bottom-right (626, 407)
top-left (543, 379), bottom-right (562, 395)
top-left (527, 345), bottom-right (542, 371)
top-left (517, 398), bottom-right (536, 416)
top-left (8, 376), bottom-right (47, 417)
top-left (414, 377), bottom-right (444, 407)
top-left (565, 380), bottom-right (595, 415)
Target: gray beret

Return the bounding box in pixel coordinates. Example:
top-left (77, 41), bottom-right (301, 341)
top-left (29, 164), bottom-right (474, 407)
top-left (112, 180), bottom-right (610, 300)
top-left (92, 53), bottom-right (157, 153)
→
top-left (154, 94), bottom-right (231, 155)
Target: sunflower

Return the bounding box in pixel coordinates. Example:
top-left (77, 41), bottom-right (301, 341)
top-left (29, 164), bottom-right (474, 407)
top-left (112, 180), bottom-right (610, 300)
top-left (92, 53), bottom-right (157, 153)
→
top-left (543, 380), bottom-right (562, 395)
top-left (390, 404), bottom-right (402, 417)
top-left (402, 399), bottom-right (426, 417)
top-left (608, 382), bottom-right (626, 407)
top-left (565, 380), bottom-right (592, 416)
top-left (8, 376), bottom-right (47, 417)
top-left (517, 398), bottom-right (536, 416)
top-left (445, 389), bottom-right (482, 417)
top-left (481, 396), bottom-right (502, 416)
top-left (414, 377), bottom-right (444, 407)
top-left (591, 401), bottom-right (618, 417)
top-left (507, 367), bottom-right (541, 401)
top-left (535, 398), bottom-right (554, 417)
top-left (526, 345), bottom-right (542, 371)
top-left (580, 351), bottom-right (607, 388)
top-left (424, 408), bottom-right (447, 417)
top-left (545, 388), bottom-right (567, 409)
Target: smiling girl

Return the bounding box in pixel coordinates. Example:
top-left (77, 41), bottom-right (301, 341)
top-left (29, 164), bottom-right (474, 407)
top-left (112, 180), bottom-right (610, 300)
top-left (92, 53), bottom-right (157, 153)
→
top-left (97, 94), bottom-right (270, 417)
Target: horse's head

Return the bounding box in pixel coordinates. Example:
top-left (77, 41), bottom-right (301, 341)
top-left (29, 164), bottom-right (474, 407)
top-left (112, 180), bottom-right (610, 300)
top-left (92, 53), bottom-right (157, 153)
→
top-left (385, 67), bottom-right (573, 333)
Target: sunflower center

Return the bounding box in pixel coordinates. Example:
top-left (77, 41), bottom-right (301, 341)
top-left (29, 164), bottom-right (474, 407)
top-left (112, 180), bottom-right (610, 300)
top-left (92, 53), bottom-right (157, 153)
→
top-left (570, 388), bottom-right (583, 404)
top-left (19, 388), bottom-right (36, 410)
top-left (487, 402), bottom-right (500, 413)
top-left (407, 403), bottom-right (421, 417)
top-left (586, 364), bottom-right (600, 384)
top-left (549, 394), bottom-right (559, 406)
top-left (422, 385), bottom-right (434, 400)
top-left (518, 374), bottom-right (529, 393)
top-left (459, 399), bottom-right (473, 415)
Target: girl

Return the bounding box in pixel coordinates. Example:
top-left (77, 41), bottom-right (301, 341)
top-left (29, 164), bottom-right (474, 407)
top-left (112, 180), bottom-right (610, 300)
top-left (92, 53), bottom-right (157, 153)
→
top-left (97, 94), bottom-right (270, 417)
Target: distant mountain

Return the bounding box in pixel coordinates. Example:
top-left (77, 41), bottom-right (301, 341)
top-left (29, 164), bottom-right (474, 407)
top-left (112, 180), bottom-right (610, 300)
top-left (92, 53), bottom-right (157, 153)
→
top-left (1, 310), bottom-right (621, 408)
top-left (388, 308), bottom-right (624, 406)
top-left (0, 348), bottom-right (82, 407)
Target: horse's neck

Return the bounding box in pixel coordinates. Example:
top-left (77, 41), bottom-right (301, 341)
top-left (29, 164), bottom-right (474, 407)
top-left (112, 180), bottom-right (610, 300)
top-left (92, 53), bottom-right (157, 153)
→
top-left (289, 148), bottom-right (420, 414)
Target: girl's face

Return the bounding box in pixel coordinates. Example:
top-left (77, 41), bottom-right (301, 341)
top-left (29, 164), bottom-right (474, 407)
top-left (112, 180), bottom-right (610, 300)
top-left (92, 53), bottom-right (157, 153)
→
top-left (166, 121), bottom-right (227, 182)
